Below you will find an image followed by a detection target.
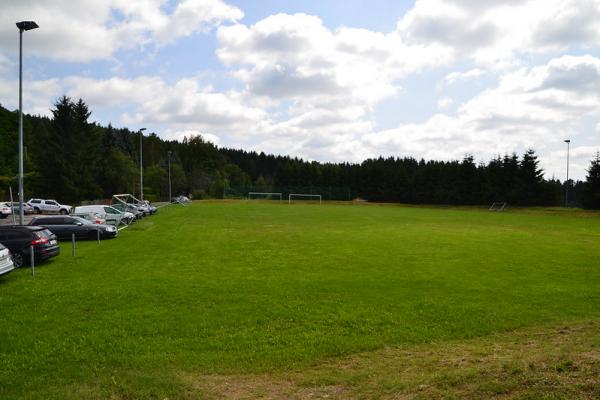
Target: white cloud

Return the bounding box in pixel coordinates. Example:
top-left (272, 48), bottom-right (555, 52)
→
top-left (0, 53), bottom-right (13, 75)
top-left (47, 74), bottom-right (263, 136)
top-left (397, 0), bottom-right (600, 67)
top-left (362, 55), bottom-right (600, 175)
top-left (437, 97), bottom-right (454, 109)
top-left (65, 76), bottom-right (165, 106)
top-left (444, 68), bottom-right (485, 85)
top-left (0, 77), bottom-right (62, 116)
top-left (0, 0), bottom-right (242, 62)
top-left (162, 129), bottom-right (221, 145)
top-left (546, 145), bottom-right (600, 180)
top-left (217, 13), bottom-right (450, 106)
top-left (2, 2), bottom-right (600, 182)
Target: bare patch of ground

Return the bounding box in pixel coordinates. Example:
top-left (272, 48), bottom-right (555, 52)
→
top-left (184, 321), bottom-right (600, 399)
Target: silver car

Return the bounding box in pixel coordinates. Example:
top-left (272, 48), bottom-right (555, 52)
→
top-left (0, 243), bottom-right (15, 276)
top-left (0, 203), bottom-right (11, 219)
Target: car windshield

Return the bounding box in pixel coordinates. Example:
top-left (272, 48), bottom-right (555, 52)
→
top-left (72, 216), bottom-right (93, 225)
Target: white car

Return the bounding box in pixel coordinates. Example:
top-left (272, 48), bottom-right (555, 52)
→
top-left (27, 199), bottom-right (72, 215)
top-left (74, 205), bottom-right (134, 226)
top-left (0, 203), bottom-right (12, 219)
top-left (0, 243), bottom-right (15, 276)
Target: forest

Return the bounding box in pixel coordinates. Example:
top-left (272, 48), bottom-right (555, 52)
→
top-left (1, 97), bottom-right (599, 208)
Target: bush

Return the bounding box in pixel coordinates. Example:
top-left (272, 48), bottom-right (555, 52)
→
top-left (192, 189), bottom-right (206, 200)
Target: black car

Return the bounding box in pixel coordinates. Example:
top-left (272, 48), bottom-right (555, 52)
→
top-left (0, 225), bottom-right (60, 268)
top-left (29, 216), bottom-right (118, 240)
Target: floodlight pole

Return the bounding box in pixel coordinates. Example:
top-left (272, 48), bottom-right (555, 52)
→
top-left (139, 127), bottom-right (146, 201)
top-left (16, 20), bottom-right (39, 226)
top-left (167, 151), bottom-right (172, 201)
top-left (564, 139), bottom-right (570, 207)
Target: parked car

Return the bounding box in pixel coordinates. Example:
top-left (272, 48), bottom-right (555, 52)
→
top-left (72, 212), bottom-right (106, 225)
top-left (111, 202), bottom-right (144, 219)
top-left (27, 199), bottom-right (72, 215)
top-left (0, 242), bottom-right (15, 276)
top-left (29, 216), bottom-right (118, 240)
top-left (6, 202), bottom-right (34, 215)
top-left (172, 195), bottom-right (191, 204)
top-left (0, 225), bottom-right (60, 268)
top-left (131, 202), bottom-right (151, 216)
top-left (74, 205), bottom-right (134, 226)
top-left (142, 200), bottom-right (158, 214)
top-left (0, 203), bottom-right (12, 219)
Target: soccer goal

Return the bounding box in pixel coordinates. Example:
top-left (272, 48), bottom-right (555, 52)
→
top-left (248, 192), bottom-right (282, 201)
top-left (489, 202), bottom-right (507, 211)
top-left (288, 193), bottom-right (322, 204)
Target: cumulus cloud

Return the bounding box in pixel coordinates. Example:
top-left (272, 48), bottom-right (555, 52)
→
top-left (546, 145), bottom-right (600, 180)
top-left (362, 55), bottom-right (600, 173)
top-left (0, 77), bottom-right (62, 116)
top-left (445, 68), bottom-right (485, 85)
top-left (2, 2), bottom-right (600, 180)
top-left (217, 13), bottom-right (450, 105)
top-left (69, 77), bottom-right (271, 137)
top-left (437, 97), bottom-right (454, 110)
top-left (162, 129), bottom-right (221, 145)
top-left (0, 0), bottom-right (242, 62)
top-left (0, 53), bottom-right (13, 75)
top-left (397, 0), bottom-right (600, 67)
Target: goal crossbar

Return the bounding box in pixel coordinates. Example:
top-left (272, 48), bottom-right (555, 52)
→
top-left (489, 202), bottom-right (507, 211)
top-left (248, 192), bottom-right (282, 200)
top-left (288, 193), bottom-right (322, 204)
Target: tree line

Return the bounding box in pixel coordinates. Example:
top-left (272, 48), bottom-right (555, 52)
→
top-left (1, 98), bottom-right (599, 209)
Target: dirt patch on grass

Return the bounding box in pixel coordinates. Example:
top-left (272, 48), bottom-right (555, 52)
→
top-left (185, 321), bottom-right (600, 399)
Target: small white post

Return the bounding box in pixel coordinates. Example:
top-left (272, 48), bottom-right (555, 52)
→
top-left (30, 245), bottom-right (35, 276)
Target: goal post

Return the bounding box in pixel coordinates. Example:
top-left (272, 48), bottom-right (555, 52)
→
top-left (288, 193), bottom-right (322, 205)
top-left (489, 202), bottom-right (507, 211)
top-left (248, 192), bottom-right (282, 201)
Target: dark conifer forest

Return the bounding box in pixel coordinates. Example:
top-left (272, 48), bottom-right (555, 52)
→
top-left (0, 98), bottom-right (597, 208)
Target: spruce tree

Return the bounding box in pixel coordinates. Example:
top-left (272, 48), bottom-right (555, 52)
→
top-left (582, 153), bottom-right (600, 209)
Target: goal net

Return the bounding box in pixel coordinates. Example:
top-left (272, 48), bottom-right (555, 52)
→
top-left (248, 192), bottom-right (282, 201)
top-left (288, 193), bottom-right (322, 204)
top-left (489, 202), bottom-right (507, 211)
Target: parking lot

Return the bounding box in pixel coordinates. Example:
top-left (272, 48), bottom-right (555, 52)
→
top-left (0, 214), bottom-right (36, 225)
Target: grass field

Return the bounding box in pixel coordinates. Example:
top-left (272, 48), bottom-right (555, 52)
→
top-left (0, 202), bottom-right (599, 399)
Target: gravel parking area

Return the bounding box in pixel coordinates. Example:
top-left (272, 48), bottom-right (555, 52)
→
top-left (0, 214), bottom-right (36, 226)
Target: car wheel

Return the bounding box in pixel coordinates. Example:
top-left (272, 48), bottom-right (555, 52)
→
top-left (34, 207), bottom-right (41, 214)
top-left (11, 252), bottom-right (25, 268)
top-left (60, 209), bottom-right (68, 215)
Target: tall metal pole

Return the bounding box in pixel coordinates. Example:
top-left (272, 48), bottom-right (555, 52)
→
top-left (167, 151), bottom-right (172, 201)
top-left (18, 28), bottom-right (24, 225)
top-left (139, 128), bottom-right (146, 200)
top-left (16, 21), bottom-right (38, 225)
top-left (565, 139), bottom-right (570, 207)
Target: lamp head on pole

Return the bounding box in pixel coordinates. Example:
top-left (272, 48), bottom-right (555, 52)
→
top-left (564, 139), bottom-right (570, 144)
top-left (16, 21), bottom-right (39, 31)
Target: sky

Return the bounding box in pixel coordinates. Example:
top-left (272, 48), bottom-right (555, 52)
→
top-left (1, 0), bottom-right (600, 180)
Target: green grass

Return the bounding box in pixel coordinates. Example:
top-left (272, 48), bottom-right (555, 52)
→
top-left (0, 202), bottom-right (599, 399)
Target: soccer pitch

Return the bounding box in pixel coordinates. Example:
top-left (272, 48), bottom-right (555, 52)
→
top-left (1, 202), bottom-right (599, 399)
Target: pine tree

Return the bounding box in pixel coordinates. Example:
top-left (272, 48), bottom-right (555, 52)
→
top-left (582, 153), bottom-right (600, 209)
top-left (519, 149), bottom-right (544, 205)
